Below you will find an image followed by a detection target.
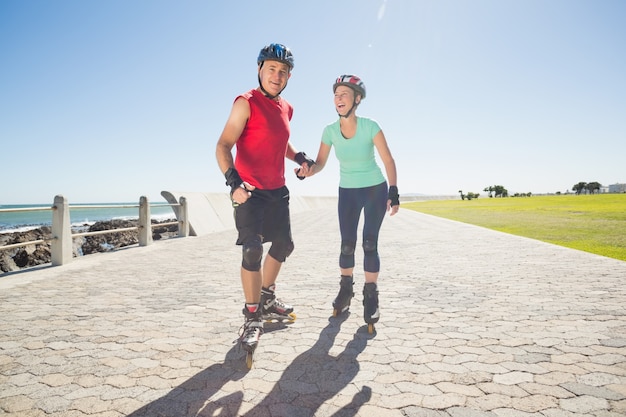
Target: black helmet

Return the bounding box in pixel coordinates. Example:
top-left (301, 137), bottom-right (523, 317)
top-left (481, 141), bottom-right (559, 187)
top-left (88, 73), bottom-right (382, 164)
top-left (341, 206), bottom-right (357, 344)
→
top-left (257, 43), bottom-right (294, 70)
top-left (333, 75), bottom-right (366, 99)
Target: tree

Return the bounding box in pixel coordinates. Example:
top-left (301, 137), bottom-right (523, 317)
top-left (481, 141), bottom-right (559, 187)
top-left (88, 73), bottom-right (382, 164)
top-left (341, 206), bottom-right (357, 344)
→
top-left (572, 182), bottom-right (587, 195)
top-left (484, 185), bottom-right (508, 198)
top-left (493, 185), bottom-right (508, 198)
top-left (586, 182), bottom-right (602, 194)
top-left (459, 190), bottom-right (479, 200)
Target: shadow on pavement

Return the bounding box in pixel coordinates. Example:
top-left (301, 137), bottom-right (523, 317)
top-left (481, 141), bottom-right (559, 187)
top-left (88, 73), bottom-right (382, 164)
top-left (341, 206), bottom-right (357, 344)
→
top-left (126, 342), bottom-right (246, 416)
top-left (127, 314), bottom-right (373, 416)
top-left (242, 314), bottom-right (372, 416)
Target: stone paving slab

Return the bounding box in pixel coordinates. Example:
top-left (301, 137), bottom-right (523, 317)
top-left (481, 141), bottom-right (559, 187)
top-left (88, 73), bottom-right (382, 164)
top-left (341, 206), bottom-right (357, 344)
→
top-left (1, 207), bottom-right (625, 416)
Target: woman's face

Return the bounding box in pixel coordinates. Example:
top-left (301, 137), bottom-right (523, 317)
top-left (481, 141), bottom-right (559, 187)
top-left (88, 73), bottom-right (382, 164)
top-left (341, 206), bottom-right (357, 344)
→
top-left (334, 85), bottom-right (359, 114)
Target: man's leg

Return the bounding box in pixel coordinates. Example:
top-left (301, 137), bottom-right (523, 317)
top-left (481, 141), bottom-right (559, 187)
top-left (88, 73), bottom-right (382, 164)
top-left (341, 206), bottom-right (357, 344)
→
top-left (241, 268), bottom-right (262, 305)
top-left (241, 235), bottom-right (264, 302)
top-left (261, 241), bottom-right (295, 318)
top-left (262, 254), bottom-right (281, 289)
top-left (259, 187), bottom-right (295, 318)
top-left (239, 236), bottom-right (265, 350)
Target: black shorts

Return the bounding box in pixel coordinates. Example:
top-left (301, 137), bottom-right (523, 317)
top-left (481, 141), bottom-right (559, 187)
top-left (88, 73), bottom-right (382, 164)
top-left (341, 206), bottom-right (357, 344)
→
top-left (234, 186), bottom-right (292, 245)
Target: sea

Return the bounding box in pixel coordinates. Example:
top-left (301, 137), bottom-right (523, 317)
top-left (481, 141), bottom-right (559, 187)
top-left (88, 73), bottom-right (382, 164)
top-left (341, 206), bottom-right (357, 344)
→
top-left (0, 203), bottom-right (177, 233)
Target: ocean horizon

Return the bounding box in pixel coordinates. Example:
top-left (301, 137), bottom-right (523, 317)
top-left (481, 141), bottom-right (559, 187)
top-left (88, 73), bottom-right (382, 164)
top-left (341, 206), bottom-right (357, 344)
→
top-left (0, 203), bottom-right (177, 233)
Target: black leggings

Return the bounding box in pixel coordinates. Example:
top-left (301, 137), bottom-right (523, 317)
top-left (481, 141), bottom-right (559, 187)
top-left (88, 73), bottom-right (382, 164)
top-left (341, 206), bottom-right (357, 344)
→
top-left (338, 182), bottom-right (387, 273)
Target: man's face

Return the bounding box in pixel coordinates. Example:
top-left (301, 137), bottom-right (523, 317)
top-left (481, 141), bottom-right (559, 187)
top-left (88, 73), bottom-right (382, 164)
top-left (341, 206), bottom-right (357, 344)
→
top-left (258, 60), bottom-right (291, 97)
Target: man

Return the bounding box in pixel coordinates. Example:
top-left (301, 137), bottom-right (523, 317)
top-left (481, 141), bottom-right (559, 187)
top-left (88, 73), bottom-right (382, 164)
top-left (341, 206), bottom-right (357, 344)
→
top-left (215, 43), bottom-right (314, 353)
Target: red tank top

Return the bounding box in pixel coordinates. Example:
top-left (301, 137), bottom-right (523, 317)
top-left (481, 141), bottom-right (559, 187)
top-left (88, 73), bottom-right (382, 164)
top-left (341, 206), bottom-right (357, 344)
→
top-left (234, 89), bottom-right (293, 190)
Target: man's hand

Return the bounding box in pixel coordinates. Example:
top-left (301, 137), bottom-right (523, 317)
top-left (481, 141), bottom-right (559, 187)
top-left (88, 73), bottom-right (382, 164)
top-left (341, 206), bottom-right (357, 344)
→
top-left (231, 182), bottom-right (256, 205)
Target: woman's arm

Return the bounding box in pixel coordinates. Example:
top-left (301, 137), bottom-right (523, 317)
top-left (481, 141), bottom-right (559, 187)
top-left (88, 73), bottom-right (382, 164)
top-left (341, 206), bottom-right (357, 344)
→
top-left (373, 130), bottom-right (399, 215)
top-left (304, 141), bottom-right (332, 177)
top-left (373, 130), bottom-right (397, 187)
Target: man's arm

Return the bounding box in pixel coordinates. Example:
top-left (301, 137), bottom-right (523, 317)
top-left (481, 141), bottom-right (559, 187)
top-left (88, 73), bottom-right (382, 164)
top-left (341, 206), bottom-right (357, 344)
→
top-left (216, 97), bottom-right (250, 174)
top-left (216, 98), bottom-right (255, 202)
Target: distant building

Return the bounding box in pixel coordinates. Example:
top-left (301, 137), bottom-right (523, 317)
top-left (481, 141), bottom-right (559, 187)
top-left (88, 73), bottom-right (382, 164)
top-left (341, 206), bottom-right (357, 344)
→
top-left (608, 183), bottom-right (626, 193)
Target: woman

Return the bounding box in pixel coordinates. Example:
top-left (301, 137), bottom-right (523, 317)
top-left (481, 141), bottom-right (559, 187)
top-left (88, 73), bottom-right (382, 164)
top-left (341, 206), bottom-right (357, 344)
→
top-left (300, 74), bottom-right (399, 332)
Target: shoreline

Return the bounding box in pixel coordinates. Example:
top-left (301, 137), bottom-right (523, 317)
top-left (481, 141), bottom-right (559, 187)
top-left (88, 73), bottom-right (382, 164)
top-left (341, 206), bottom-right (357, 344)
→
top-left (0, 218), bottom-right (177, 275)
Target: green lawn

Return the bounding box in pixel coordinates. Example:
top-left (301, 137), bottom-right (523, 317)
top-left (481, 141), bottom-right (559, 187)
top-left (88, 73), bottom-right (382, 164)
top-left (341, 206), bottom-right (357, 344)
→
top-left (403, 194), bottom-right (626, 262)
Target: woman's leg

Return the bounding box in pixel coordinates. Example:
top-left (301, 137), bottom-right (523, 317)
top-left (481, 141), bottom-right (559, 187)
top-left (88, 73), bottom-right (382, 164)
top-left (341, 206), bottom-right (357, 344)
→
top-left (362, 183), bottom-right (388, 283)
top-left (338, 187), bottom-right (362, 276)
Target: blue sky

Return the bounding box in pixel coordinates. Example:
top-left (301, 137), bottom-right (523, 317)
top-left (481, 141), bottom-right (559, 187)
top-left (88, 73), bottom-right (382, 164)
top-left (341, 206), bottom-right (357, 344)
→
top-left (1, 0), bottom-right (625, 204)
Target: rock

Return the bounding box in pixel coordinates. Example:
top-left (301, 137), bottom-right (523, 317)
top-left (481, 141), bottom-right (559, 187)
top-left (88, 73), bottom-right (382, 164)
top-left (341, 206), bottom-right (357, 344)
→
top-left (0, 227), bottom-right (53, 272)
top-left (0, 219), bottom-right (176, 275)
top-left (13, 249), bottom-right (30, 268)
top-left (82, 220), bottom-right (139, 255)
top-left (0, 252), bottom-right (19, 272)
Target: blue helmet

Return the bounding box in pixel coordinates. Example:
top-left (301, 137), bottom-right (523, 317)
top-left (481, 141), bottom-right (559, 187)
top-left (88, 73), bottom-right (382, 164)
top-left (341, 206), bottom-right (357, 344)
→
top-left (257, 43), bottom-right (294, 70)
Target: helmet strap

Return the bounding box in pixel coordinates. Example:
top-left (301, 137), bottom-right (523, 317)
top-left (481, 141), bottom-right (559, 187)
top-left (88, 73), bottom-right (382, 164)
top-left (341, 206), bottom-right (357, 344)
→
top-left (257, 67), bottom-right (286, 100)
top-left (337, 97), bottom-right (359, 118)
top-left (258, 75), bottom-right (278, 99)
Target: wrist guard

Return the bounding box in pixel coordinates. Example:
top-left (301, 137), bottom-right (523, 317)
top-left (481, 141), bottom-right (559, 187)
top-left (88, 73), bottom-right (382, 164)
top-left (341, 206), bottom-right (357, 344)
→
top-left (388, 186), bottom-right (400, 206)
top-left (294, 152), bottom-right (315, 167)
top-left (224, 167), bottom-right (243, 194)
top-left (294, 152), bottom-right (315, 180)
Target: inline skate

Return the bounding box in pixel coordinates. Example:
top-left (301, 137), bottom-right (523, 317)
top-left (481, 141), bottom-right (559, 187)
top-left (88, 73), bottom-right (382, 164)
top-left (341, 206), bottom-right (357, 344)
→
top-left (239, 305), bottom-right (264, 369)
top-left (332, 275), bottom-right (354, 317)
top-left (363, 282), bottom-right (380, 334)
top-left (261, 285), bottom-right (296, 323)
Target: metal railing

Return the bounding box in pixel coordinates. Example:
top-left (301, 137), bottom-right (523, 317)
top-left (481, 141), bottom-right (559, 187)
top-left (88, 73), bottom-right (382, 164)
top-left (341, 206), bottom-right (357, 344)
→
top-left (0, 194), bottom-right (189, 267)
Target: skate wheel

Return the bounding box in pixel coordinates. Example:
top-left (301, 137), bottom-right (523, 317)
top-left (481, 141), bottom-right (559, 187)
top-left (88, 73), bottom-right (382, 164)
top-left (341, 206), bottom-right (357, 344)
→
top-left (333, 306), bottom-right (349, 317)
top-left (368, 323), bottom-right (375, 334)
top-left (246, 351), bottom-right (254, 369)
top-left (264, 312), bottom-right (297, 323)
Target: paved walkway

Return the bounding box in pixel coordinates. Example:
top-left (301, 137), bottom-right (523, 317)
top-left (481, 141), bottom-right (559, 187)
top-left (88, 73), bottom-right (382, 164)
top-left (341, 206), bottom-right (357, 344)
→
top-left (1, 207), bottom-right (625, 417)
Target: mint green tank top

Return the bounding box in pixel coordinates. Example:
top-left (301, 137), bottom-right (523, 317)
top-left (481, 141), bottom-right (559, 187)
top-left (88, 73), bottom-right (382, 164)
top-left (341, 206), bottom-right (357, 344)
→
top-left (321, 116), bottom-right (386, 188)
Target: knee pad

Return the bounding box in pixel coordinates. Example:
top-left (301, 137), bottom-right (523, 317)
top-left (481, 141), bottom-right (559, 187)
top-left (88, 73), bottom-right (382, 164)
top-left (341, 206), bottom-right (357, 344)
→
top-left (268, 240), bottom-right (294, 262)
top-left (363, 237), bottom-right (380, 273)
top-left (341, 240), bottom-right (356, 256)
top-left (242, 237), bottom-right (263, 271)
top-left (362, 238), bottom-right (378, 255)
top-left (340, 240), bottom-right (356, 269)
